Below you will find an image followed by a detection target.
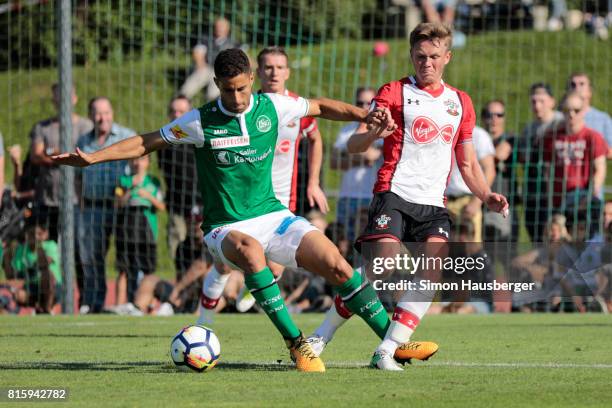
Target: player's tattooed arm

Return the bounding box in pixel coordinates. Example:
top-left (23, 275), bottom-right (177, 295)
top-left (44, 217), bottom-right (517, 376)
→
top-left (51, 131), bottom-right (167, 167)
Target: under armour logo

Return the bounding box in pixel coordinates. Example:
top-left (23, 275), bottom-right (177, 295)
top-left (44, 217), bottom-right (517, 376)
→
top-left (407, 99), bottom-right (420, 105)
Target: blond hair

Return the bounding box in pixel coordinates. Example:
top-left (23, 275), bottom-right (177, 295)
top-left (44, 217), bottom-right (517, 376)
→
top-left (409, 22), bottom-right (453, 50)
top-left (545, 214), bottom-right (572, 243)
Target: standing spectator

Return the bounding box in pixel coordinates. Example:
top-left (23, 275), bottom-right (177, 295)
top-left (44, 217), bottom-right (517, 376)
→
top-left (114, 155), bottom-right (165, 304)
top-left (567, 72), bottom-right (612, 157)
top-left (331, 87), bottom-right (381, 242)
top-left (520, 83), bottom-right (565, 242)
top-left (179, 45), bottom-right (219, 102)
top-left (30, 84), bottom-right (93, 241)
top-left (541, 91), bottom-right (607, 239)
top-left (445, 125), bottom-right (496, 242)
top-left (157, 96), bottom-right (202, 261)
top-left (481, 100), bottom-right (519, 242)
top-left (76, 97), bottom-right (134, 314)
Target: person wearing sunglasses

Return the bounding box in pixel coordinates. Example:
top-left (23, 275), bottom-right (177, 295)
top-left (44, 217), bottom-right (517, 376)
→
top-left (481, 100), bottom-right (519, 243)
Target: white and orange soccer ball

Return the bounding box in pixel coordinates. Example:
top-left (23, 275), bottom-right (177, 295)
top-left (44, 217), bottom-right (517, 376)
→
top-left (170, 325), bottom-right (221, 372)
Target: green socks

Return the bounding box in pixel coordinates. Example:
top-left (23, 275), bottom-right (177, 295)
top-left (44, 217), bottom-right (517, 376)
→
top-left (244, 267), bottom-right (301, 340)
top-left (337, 270), bottom-right (390, 339)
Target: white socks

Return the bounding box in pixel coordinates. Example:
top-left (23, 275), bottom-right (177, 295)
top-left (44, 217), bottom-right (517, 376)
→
top-left (377, 280), bottom-right (434, 355)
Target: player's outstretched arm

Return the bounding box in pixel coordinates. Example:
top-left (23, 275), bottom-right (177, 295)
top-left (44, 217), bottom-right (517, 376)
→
top-left (307, 98), bottom-right (368, 122)
top-left (456, 141), bottom-right (509, 216)
top-left (52, 131), bottom-right (167, 167)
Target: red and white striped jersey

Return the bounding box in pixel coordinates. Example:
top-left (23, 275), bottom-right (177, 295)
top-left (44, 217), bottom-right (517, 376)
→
top-left (270, 90), bottom-right (318, 211)
top-left (372, 76), bottom-right (476, 208)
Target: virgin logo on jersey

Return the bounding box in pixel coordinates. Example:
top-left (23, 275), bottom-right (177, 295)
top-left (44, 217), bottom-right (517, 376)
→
top-left (276, 139), bottom-right (292, 154)
top-left (411, 116), bottom-right (454, 144)
top-left (375, 214), bottom-right (391, 230)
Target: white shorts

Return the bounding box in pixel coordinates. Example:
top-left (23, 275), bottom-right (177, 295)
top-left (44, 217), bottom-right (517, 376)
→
top-left (203, 210), bottom-right (318, 271)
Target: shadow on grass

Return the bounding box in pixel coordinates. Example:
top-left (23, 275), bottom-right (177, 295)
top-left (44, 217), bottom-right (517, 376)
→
top-left (0, 361), bottom-right (303, 372)
top-left (0, 334), bottom-right (168, 339)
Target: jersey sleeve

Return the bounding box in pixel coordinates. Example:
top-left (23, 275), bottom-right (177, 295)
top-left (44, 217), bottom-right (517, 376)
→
top-left (591, 129), bottom-right (608, 159)
top-left (268, 93), bottom-right (310, 129)
top-left (159, 109), bottom-right (205, 147)
top-left (456, 91), bottom-right (476, 144)
top-left (372, 81), bottom-right (399, 111)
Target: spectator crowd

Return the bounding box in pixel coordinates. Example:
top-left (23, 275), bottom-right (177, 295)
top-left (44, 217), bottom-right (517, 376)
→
top-left (0, 15), bottom-right (611, 317)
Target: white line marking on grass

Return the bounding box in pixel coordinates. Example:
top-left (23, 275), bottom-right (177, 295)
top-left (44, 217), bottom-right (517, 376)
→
top-left (218, 360), bottom-right (612, 370)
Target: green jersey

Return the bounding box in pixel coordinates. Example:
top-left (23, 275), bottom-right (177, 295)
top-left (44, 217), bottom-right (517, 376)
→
top-left (11, 240), bottom-right (62, 285)
top-left (160, 93), bottom-right (310, 233)
top-left (117, 173), bottom-right (163, 240)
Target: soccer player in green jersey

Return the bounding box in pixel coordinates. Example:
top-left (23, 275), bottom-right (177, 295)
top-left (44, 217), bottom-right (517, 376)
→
top-left (53, 48), bottom-right (396, 372)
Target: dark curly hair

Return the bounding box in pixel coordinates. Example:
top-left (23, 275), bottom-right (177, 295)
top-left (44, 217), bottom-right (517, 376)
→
top-left (214, 48), bottom-right (251, 79)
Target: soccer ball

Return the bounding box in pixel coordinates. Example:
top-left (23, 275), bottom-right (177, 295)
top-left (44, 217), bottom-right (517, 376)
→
top-left (170, 325), bottom-right (221, 372)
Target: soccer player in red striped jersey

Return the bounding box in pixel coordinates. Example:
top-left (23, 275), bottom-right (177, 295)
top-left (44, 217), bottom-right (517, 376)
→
top-left (308, 23), bottom-right (509, 370)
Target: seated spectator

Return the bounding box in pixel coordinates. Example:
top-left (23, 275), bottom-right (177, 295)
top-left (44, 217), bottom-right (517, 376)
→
top-left (114, 155), bottom-right (165, 305)
top-left (201, 17), bottom-right (246, 65)
top-left (2, 220), bottom-right (61, 314)
top-left (595, 223), bottom-right (612, 313)
top-left (540, 91), bottom-right (607, 240)
top-left (455, 221), bottom-right (494, 314)
top-left (519, 83), bottom-right (564, 242)
top-left (511, 214), bottom-right (572, 312)
top-left (331, 87), bottom-right (381, 242)
top-left (179, 44), bottom-right (219, 102)
top-left (420, 0), bottom-right (457, 27)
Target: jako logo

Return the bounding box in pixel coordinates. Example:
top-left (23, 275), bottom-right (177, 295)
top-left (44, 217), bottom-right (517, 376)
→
top-left (213, 129), bottom-right (228, 135)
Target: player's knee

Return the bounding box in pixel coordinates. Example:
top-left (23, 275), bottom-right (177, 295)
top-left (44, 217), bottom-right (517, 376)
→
top-left (232, 236), bottom-right (265, 272)
top-left (326, 251), bottom-right (352, 286)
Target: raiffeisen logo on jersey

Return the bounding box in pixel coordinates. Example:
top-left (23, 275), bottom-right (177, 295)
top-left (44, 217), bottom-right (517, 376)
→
top-left (210, 135), bottom-right (250, 149)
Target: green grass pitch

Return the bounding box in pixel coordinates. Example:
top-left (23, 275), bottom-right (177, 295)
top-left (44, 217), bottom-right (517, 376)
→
top-left (1, 313), bottom-right (611, 407)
